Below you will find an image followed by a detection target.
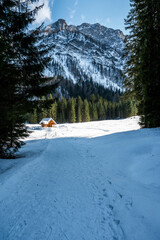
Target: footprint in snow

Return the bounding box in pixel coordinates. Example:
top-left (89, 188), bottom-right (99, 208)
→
top-left (118, 193), bottom-right (123, 199)
top-left (103, 188), bottom-right (108, 197)
top-left (108, 180), bottom-right (112, 185)
top-left (125, 200), bottom-right (133, 210)
top-left (109, 204), bottom-right (114, 210)
top-left (114, 219), bottom-right (120, 225)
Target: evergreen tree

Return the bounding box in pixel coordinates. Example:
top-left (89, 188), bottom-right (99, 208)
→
top-left (0, 0), bottom-right (57, 158)
top-left (97, 97), bottom-right (105, 120)
top-left (61, 98), bottom-right (67, 123)
top-left (30, 109), bottom-right (37, 124)
top-left (52, 102), bottom-right (58, 122)
top-left (68, 98), bottom-right (76, 123)
top-left (77, 96), bottom-right (83, 122)
top-left (82, 99), bottom-right (90, 122)
top-left (40, 96), bottom-right (48, 119)
top-left (119, 101), bottom-right (124, 119)
top-left (89, 102), bottom-right (93, 120)
top-left (103, 100), bottom-right (108, 119)
top-left (57, 98), bottom-right (62, 122)
top-left (92, 103), bottom-right (98, 121)
top-left (89, 94), bottom-right (97, 121)
top-left (111, 103), bottom-right (116, 119)
top-left (107, 102), bottom-right (112, 119)
top-left (123, 100), bottom-right (132, 118)
top-left (124, 0), bottom-right (160, 127)
top-left (47, 94), bottom-right (53, 117)
top-left (114, 103), bottom-right (119, 119)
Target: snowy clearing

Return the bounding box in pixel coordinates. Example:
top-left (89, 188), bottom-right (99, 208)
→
top-left (0, 117), bottom-right (160, 240)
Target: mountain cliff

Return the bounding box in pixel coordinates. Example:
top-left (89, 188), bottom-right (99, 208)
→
top-left (43, 19), bottom-right (126, 93)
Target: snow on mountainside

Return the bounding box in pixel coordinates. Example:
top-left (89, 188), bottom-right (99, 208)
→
top-left (43, 19), bottom-right (126, 91)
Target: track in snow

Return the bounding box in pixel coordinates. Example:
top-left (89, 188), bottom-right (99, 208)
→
top-left (0, 117), bottom-right (160, 240)
top-left (0, 137), bottom-right (124, 240)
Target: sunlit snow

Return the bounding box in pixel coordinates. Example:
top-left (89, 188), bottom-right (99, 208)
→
top-left (0, 117), bottom-right (160, 240)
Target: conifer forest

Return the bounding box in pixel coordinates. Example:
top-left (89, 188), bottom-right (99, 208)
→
top-left (27, 95), bottom-right (137, 124)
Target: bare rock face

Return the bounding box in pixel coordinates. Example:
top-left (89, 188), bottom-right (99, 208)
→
top-left (44, 19), bottom-right (68, 33)
top-left (54, 19), bottom-right (68, 31)
top-left (43, 19), bottom-right (126, 91)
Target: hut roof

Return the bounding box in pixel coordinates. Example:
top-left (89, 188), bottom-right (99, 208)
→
top-left (39, 118), bottom-right (56, 124)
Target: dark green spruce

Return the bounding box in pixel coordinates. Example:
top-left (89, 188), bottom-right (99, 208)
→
top-left (0, 0), bottom-right (57, 158)
top-left (124, 0), bottom-right (160, 127)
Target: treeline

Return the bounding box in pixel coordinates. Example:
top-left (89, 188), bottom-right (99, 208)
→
top-left (53, 78), bottom-right (122, 102)
top-left (27, 94), bottom-right (137, 124)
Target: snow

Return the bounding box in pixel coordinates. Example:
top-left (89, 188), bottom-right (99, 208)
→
top-left (0, 117), bottom-right (160, 240)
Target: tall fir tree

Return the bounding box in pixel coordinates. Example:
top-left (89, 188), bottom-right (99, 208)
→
top-left (82, 99), bottom-right (90, 122)
top-left (124, 0), bottom-right (160, 127)
top-left (40, 96), bottom-right (48, 120)
top-left (50, 102), bottom-right (57, 122)
top-left (47, 94), bottom-right (53, 118)
top-left (61, 98), bottom-right (68, 123)
top-left (30, 109), bottom-right (37, 124)
top-left (97, 97), bottom-right (105, 120)
top-left (77, 96), bottom-right (83, 123)
top-left (0, 0), bottom-right (57, 158)
top-left (68, 98), bottom-right (76, 123)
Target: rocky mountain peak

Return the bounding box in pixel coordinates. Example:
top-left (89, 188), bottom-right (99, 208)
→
top-left (78, 23), bottom-right (91, 29)
top-left (43, 19), bottom-right (126, 92)
top-left (55, 19), bottom-right (68, 30)
top-left (44, 19), bottom-right (68, 33)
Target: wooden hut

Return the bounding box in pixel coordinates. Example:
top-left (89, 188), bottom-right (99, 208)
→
top-left (40, 118), bottom-right (56, 127)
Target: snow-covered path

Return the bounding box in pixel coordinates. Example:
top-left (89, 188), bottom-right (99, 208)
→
top-left (0, 117), bottom-right (160, 240)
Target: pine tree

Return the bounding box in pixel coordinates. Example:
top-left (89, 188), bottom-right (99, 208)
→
top-left (48, 101), bottom-right (57, 122)
top-left (57, 98), bottom-right (62, 122)
top-left (103, 100), bottom-right (108, 119)
top-left (30, 109), bottom-right (37, 124)
top-left (77, 96), bottom-right (83, 122)
top-left (119, 101), bottom-right (124, 119)
top-left (97, 97), bottom-right (105, 120)
top-left (47, 94), bottom-right (53, 117)
top-left (92, 103), bottom-right (98, 121)
top-left (40, 96), bottom-right (48, 119)
top-left (111, 103), bottom-right (116, 119)
top-left (82, 99), bottom-right (90, 122)
top-left (89, 94), bottom-right (98, 121)
top-left (107, 102), bottom-right (112, 119)
top-left (0, 0), bottom-right (57, 158)
top-left (61, 98), bottom-right (67, 123)
top-left (68, 98), bottom-right (76, 123)
top-left (124, 0), bottom-right (160, 127)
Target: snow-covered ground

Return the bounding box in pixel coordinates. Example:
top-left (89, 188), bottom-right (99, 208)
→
top-left (0, 117), bottom-right (160, 240)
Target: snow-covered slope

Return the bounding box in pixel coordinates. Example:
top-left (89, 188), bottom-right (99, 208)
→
top-left (44, 19), bottom-right (126, 91)
top-left (0, 117), bottom-right (160, 240)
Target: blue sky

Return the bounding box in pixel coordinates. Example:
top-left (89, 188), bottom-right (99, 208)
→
top-left (34, 0), bottom-right (130, 33)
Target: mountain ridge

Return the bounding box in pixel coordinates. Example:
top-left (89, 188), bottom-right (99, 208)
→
top-left (44, 19), bottom-right (125, 38)
top-left (43, 19), bottom-right (126, 95)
